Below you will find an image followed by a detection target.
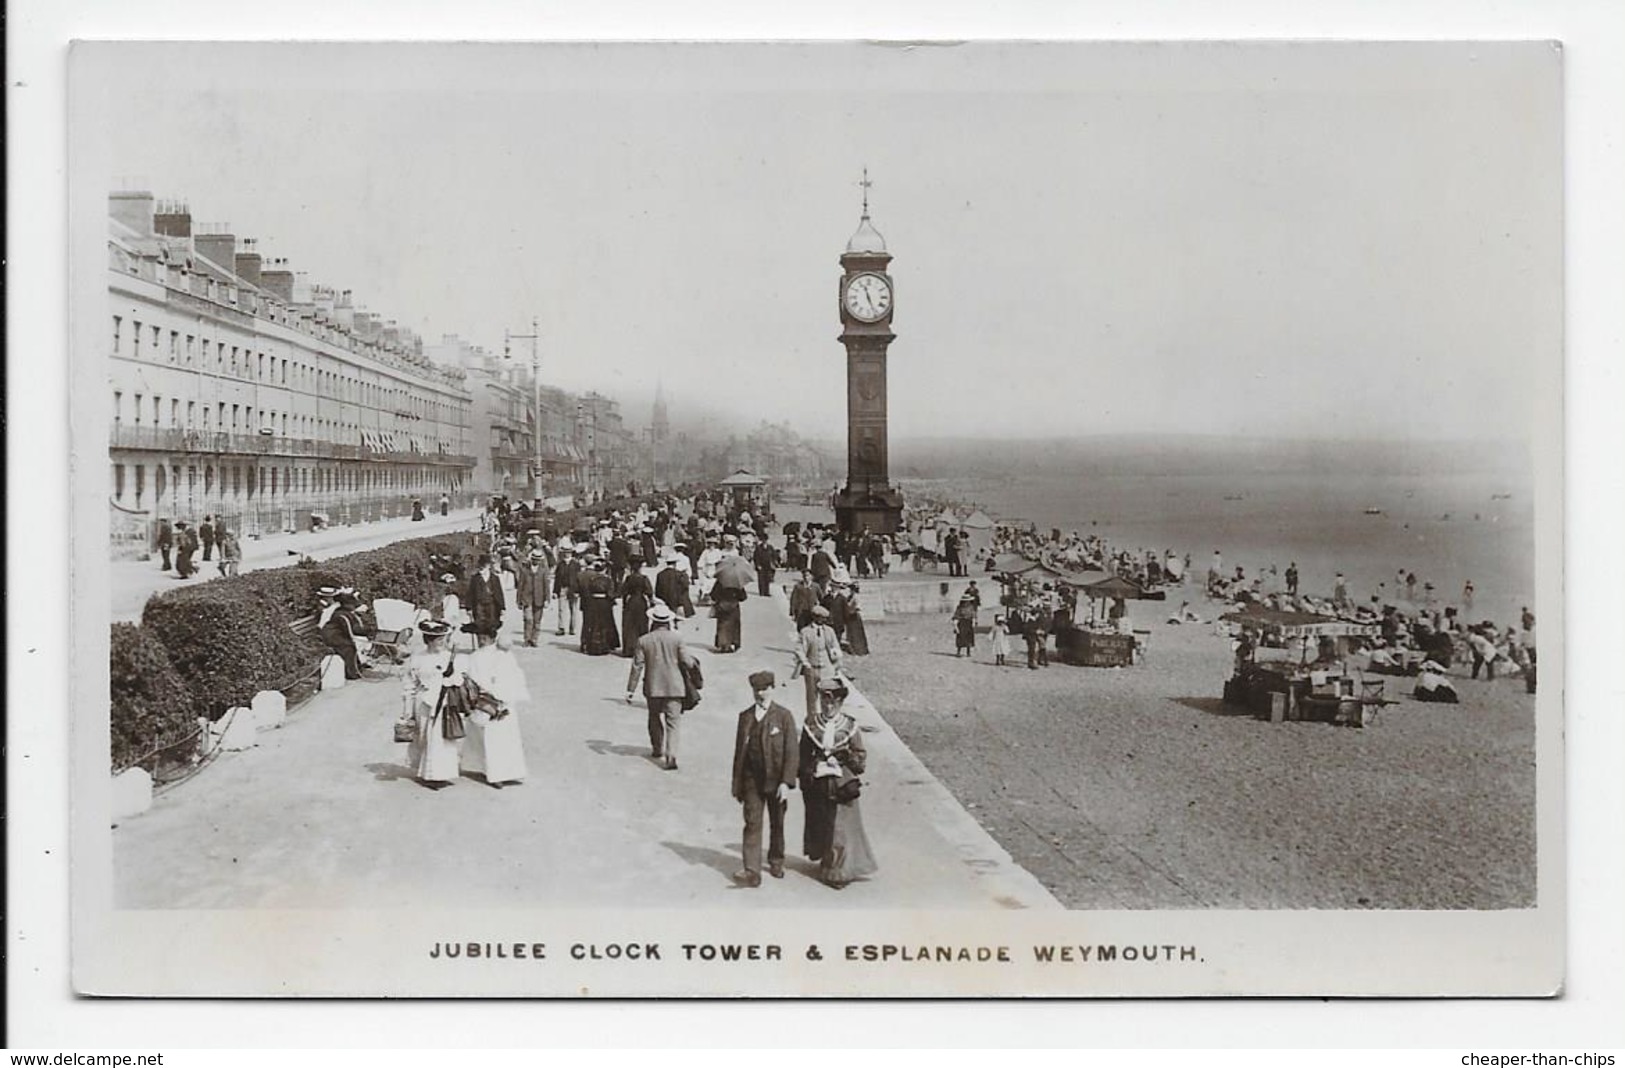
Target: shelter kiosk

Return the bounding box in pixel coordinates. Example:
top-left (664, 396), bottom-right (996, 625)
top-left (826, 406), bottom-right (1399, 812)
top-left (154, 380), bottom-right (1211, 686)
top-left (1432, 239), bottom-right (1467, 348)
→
top-left (718, 469), bottom-right (768, 513)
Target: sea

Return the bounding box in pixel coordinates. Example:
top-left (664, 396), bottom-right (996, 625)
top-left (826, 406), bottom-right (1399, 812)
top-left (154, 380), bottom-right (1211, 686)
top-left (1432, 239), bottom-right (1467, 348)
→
top-left (898, 468), bottom-right (1537, 628)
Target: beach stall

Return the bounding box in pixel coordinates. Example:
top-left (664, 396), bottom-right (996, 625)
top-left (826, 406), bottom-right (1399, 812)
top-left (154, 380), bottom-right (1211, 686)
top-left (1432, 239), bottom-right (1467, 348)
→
top-left (1051, 574), bottom-right (1152, 667)
top-left (1219, 606), bottom-right (1384, 726)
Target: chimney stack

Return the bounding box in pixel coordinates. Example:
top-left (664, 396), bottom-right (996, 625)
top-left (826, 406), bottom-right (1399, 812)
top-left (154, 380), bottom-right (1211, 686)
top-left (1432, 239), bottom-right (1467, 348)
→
top-left (260, 257), bottom-right (295, 303)
top-left (194, 227), bottom-right (237, 272)
top-left (333, 289), bottom-right (355, 330)
top-left (152, 198), bottom-right (192, 238)
top-left (109, 190), bottom-right (155, 236)
top-left (234, 238), bottom-right (263, 288)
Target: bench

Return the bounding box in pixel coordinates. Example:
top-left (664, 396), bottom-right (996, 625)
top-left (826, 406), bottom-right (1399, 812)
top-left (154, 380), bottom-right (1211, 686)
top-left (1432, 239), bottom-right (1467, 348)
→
top-left (281, 614), bottom-right (327, 707)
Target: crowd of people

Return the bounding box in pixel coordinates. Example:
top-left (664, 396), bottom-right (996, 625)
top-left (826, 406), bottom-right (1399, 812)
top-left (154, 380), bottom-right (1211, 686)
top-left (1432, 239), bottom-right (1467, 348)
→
top-left (1196, 549), bottom-right (1537, 695)
top-left (325, 490), bottom-right (882, 892)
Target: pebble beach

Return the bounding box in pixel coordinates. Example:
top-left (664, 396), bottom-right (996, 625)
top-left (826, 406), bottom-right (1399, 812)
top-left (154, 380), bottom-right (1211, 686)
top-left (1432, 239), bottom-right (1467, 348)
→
top-left (853, 604), bottom-right (1537, 910)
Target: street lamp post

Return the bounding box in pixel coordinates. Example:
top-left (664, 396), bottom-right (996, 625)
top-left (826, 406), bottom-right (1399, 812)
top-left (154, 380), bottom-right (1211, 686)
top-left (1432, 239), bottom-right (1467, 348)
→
top-left (503, 317), bottom-right (542, 504)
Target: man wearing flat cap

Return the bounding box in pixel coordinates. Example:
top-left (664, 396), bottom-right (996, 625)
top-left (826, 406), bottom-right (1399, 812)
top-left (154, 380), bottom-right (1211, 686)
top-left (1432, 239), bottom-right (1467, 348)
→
top-left (626, 603), bottom-right (700, 770)
top-left (730, 670), bottom-right (798, 886)
top-left (794, 605), bottom-right (845, 718)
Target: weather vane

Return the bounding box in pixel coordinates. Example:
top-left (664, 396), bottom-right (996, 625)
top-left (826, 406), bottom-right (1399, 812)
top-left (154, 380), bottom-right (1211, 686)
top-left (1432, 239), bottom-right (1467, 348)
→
top-left (859, 166), bottom-right (873, 217)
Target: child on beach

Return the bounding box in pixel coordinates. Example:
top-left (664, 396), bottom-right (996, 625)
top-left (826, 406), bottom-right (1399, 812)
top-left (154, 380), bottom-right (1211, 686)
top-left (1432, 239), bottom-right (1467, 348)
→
top-left (990, 615), bottom-right (1011, 666)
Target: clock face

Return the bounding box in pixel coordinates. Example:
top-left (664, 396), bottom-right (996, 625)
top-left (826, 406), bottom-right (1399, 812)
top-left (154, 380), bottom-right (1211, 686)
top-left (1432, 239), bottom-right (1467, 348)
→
top-left (843, 273), bottom-right (893, 323)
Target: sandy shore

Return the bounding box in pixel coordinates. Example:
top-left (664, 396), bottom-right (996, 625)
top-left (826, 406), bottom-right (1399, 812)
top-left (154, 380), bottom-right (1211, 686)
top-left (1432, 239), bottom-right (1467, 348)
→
top-left (852, 596), bottom-right (1536, 910)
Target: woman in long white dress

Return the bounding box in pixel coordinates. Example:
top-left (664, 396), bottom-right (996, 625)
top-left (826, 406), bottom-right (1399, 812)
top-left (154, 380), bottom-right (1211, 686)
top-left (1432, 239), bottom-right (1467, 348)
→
top-left (401, 620), bottom-right (466, 787)
top-left (460, 624), bottom-right (531, 787)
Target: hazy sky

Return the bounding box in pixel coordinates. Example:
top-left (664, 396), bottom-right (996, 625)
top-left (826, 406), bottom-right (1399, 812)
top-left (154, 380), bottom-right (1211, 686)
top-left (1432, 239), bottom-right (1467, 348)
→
top-left (80, 41), bottom-right (1560, 442)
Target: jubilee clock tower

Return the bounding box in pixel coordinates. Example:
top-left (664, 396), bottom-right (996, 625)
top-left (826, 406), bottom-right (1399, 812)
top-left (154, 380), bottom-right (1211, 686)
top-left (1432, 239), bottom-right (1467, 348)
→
top-left (832, 170), bottom-right (905, 536)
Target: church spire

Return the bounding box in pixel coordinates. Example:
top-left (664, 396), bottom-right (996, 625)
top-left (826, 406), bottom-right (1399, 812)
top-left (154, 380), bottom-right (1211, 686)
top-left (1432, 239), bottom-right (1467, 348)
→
top-left (652, 378), bottom-right (669, 438)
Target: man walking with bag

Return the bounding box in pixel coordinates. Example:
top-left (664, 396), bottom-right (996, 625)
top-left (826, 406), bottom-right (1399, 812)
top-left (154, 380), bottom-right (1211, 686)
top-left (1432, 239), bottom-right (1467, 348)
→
top-left (730, 671), bottom-right (797, 886)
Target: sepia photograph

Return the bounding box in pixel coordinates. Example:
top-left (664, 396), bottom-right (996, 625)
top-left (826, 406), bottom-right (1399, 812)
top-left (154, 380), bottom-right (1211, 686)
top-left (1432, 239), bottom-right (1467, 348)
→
top-left (65, 37), bottom-right (1563, 999)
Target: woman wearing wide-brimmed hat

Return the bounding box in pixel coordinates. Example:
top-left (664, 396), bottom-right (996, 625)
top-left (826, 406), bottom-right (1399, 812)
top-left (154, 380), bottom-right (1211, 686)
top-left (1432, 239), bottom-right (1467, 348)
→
top-left (798, 676), bottom-right (878, 889)
top-left (578, 558), bottom-right (621, 656)
top-left (619, 550), bottom-right (654, 658)
top-left (400, 620), bottom-right (466, 787)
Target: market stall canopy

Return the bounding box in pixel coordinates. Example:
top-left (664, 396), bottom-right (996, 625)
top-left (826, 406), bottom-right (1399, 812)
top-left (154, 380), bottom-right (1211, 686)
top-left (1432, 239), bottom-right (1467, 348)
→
top-left (718, 469), bottom-right (766, 488)
top-left (995, 557), bottom-right (1087, 587)
top-left (1219, 605), bottom-right (1378, 638)
top-left (1039, 551), bottom-right (1106, 588)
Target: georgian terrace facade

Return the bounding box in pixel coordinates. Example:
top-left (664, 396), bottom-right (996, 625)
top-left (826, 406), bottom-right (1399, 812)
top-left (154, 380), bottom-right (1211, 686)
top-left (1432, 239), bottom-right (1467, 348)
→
top-left (107, 191), bottom-right (476, 558)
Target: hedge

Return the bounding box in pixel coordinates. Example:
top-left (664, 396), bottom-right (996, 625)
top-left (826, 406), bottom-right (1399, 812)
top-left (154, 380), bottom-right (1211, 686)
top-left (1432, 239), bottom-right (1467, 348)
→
top-left (115, 498), bottom-right (661, 763)
top-left (109, 622), bottom-right (198, 772)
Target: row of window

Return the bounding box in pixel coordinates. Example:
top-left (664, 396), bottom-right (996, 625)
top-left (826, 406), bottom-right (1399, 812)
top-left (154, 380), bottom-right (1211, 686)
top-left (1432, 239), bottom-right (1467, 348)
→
top-left (111, 389), bottom-right (465, 451)
top-left (112, 314), bottom-right (465, 424)
top-left (112, 459), bottom-right (453, 509)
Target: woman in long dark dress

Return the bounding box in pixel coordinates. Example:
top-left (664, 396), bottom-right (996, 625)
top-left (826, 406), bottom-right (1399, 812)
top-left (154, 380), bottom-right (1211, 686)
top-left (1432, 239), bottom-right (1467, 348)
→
top-left (798, 677), bottom-right (877, 889)
top-left (844, 583), bottom-right (870, 656)
top-left (619, 553), bottom-right (653, 658)
top-left (712, 585), bottom-right (743, 653)
top-left (823, 585), bottom-right (848, 647)
top-left (578, 559), bottom-right (620, 656)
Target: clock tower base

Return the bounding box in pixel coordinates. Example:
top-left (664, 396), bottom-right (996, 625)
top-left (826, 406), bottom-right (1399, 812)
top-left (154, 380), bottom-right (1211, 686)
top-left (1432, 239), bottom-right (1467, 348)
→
top-left (833, 483), bottom-right (904, 537)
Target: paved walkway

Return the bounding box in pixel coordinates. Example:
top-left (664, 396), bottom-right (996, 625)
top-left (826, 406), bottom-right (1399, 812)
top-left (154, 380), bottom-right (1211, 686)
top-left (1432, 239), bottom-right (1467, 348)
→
top-left (113, 570), bottom-right (1059, 911)
top-left (110, 509), bottom-right (481, 623)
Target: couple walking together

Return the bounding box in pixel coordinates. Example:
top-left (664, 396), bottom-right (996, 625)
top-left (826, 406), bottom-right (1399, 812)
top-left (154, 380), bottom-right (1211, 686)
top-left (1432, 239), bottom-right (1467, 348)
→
top-left (730, 670), bottom-right (877, 891)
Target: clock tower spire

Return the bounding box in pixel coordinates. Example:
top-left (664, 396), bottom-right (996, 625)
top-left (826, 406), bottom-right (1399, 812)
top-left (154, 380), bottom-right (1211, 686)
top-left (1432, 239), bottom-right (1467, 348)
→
top-left (833, 170), bottom-right (905, 536)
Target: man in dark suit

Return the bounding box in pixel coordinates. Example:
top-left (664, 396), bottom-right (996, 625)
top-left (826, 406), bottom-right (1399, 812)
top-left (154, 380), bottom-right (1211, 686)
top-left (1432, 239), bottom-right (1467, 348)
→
top-left (654, 550), bottom-right (695, 618)
top-left (607, 528), bottom-right (633, 588)
top-left (626, 603), bottom-right (700, 770)
top-left (155, 518), bottom-right (174, 571)
top-left (730, 670), bottom-right (798, 886)
top-left (809, 542), bottom-right (836, 594)
top-left (464, 554), bottom-right (506, 638)
top-left (752, 539), bottom-right (779, 598)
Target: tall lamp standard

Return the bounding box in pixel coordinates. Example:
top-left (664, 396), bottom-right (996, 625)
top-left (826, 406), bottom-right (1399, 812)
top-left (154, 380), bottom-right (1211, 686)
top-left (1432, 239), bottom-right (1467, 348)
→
top-left (503, 317), bottom-right (542, 503)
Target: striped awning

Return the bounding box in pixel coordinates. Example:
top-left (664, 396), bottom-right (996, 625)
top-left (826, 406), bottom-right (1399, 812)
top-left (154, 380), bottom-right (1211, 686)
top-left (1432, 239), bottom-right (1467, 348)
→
top-left (362, 429), bottom-right (403, 454)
